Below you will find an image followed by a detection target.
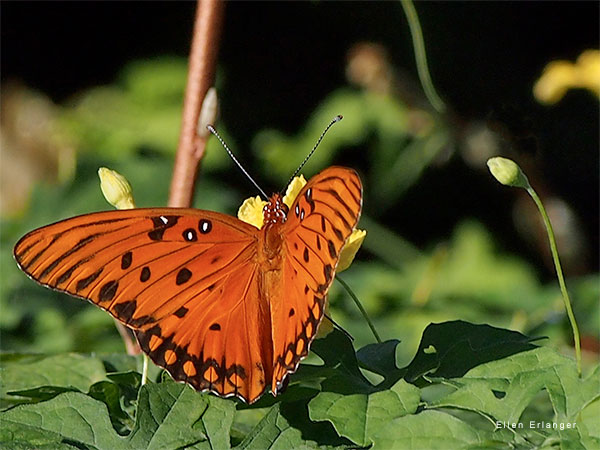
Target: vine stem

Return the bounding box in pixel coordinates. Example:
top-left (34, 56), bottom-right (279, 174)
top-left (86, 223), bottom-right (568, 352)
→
top-left (169, 0), bottom-right (225, 207)
top-left (337, 276), bottom-right (382, 344)
top-left (527, 187), bottom-right (582, 376)
top-left (400, 0), bottom-right (446, 114)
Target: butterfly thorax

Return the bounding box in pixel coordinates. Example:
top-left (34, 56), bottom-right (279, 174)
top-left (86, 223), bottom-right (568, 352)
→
top-left (260, 194), bottom-right (289, 264)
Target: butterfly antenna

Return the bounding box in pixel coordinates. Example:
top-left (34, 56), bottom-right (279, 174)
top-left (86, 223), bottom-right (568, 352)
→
top-left (284, 115), bottom-right (343, 190)
top-left (207, 125), bottom-right (269, 200)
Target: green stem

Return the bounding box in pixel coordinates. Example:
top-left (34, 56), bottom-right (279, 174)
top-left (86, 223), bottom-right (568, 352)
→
top-left (527, 187), bottom-right (582, 376)
top-left (337, 276), bottom-right (382, 343)
top-left (141, 354), bottom-right (149, 386)
top-left (400, 0), bottom-right (446, 114)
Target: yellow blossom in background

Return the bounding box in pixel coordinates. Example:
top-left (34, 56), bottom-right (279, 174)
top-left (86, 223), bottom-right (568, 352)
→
top-left (98, 167), bottom-right (135, 210)
top-left (534, 49), bottom-right (600, 104)
top-left (238, 196), bottom-right (267, 229)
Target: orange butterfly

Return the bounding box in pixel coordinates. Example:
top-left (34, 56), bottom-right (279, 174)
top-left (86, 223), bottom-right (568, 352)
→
top-left (13, 166), bottom-right (362, 403)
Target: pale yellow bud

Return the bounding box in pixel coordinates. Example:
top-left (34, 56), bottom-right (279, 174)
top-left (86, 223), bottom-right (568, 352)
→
top-left (197, 87), bottom-right (219, 138)
top-left (98, 167), bottom-right (135, 210)
top-left (487, 157), bottom-right (530, 189)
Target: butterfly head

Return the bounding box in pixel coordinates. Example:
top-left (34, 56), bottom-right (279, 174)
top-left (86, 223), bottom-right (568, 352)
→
top-left (262, 194), bottom-right (289, 226)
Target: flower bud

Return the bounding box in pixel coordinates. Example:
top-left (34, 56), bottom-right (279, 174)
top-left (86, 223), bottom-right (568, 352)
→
top-left (98, 167), bottom-right (135, 209)
top-left (487, 157), bottom-right (530, 189)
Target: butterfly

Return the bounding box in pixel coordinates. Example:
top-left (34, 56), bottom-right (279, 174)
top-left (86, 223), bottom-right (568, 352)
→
top-left (13, 166), bottom-right (362, 403)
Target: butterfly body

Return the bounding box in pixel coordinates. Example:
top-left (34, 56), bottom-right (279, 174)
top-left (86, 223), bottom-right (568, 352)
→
top-left (14, 166), bottom-right (362, 403)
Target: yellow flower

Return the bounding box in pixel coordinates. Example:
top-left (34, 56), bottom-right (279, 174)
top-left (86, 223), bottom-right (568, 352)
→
top-left (237, 196), bottom-right (268, 229)
top-left (282, 175), bottom-right (307, 208)
top-left (98, 167), bottom-right (135, 210)
top-left (337, 229), bottom-right (367, 272)
top-left (238, 175), bottom-right (366, 272)
top-left (534, 49), bottom-right (600, 104)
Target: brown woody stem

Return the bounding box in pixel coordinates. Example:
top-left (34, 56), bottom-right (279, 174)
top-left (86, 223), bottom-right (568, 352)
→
top-left (169, 0), bottom-right (225, 207)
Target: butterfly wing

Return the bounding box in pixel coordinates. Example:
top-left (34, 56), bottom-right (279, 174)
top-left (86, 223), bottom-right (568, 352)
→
top-left (270, 166), bottom-right (363, 392)
top-left (14, 208), bottom-right (273, 403)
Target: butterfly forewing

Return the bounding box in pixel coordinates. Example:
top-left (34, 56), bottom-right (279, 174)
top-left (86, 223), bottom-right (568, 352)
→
top-left (270, 167), bottom-right (363, 392)
top-left (14, 208), bottom-right (274, 402)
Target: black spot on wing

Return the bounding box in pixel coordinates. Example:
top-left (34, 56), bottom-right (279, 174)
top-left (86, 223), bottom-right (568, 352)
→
top-left (176, 268), bottom-right (192, 285)
top-left (148, 216), bottom-right (179, 241)
top-left (174, 306), bottom-right (188, 318)
top-left (121, 251), bottom-right (132, 269)
top-left (99, 280), bottom-right (119, 302)
top-left (198, 219), bottom-right (212, 234)
top-left (75, 267), bottom-right (103, 292)
top-left (327, 240), bottom-right (337, 259)
top-left (140, 267), bottom-right (151, 282)
top-left (183, 228), bottom-right (197, 242)
top-left (323, 264), bottom-right (333, 284)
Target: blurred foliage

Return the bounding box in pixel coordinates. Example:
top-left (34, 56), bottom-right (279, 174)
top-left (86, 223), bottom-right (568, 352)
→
top-left (1, 55), bottom-right (598, 449)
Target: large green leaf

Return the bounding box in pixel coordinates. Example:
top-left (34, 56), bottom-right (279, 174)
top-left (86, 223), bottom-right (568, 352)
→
top-left (370, 410), bottom-right (491, 449)
top-left (0, 381), bottom-right (235, 450)
top-left (402, 320), bottom-right (538, 381)
top-left (308, 379), bottom-right (420, 446)
top-left (1, 354), bottom-right (106, 408)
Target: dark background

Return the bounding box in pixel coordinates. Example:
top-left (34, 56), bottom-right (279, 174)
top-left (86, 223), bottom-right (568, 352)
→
top-left (2, 1), bottom-right (599, 275)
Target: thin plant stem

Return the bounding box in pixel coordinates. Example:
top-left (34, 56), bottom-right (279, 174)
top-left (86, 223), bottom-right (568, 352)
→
top-left (526, 187), bottom-right (582, 376)
top-left (400, 0), bottom-right (446, 114)
top-left (337, 276), bottom-right (382, 343)
top-left (141, 354), bottom-right (149, 386)
top-left (169, 0), bottom-right (225, 207)
top-left (114, 321), bottom-right (141, 355)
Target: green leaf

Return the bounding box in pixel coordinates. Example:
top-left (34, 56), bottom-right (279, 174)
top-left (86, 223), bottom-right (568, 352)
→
top-left (308, 379), bottom-right (420, 446)
top-left (403, 320), bottom-right (538, 381)
top-left (371, 410), bottom-right (491, 449)
top-left (0, 391), bottom-right (125, 449)
top-left (431, 348), bottom-right (600, 449)
top-left (238, 401), bottom-right (348, 450)
top-left (1, 354), bottom-right (106, 408)
top-left (0, 381), bottom-right (236, 450)
top-left (308, 329), bottom-right (372, 394)
top-left (356, 339), bottom-right (404, 387)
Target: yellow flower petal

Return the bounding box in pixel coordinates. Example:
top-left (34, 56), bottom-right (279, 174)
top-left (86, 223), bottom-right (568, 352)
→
top-left (282, 175), bottom-right (307, 209)
top-left (337, 229), bottom-right (367, 272)
top-left (238, 196), bottom-right (267, 229)
top-left (98, 167), bottom-right (135, 210)
top-left (534, 49), bottom-right (600, 104)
